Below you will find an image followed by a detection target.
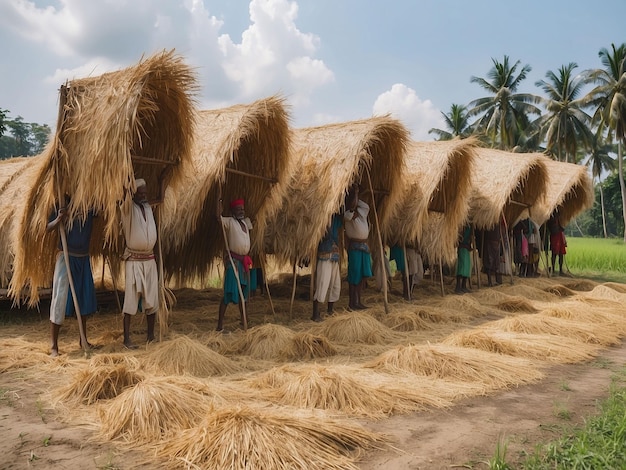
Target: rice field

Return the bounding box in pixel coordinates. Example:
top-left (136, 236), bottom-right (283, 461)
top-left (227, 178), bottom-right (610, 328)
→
top-left (563, 237), bottom-right (626, 282)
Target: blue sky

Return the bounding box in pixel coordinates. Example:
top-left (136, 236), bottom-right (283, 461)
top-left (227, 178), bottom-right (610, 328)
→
top-left (1, 0), bottom-right (624, 141)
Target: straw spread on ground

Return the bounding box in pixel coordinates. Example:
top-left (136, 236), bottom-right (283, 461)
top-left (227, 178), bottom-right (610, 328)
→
top-left (264, 115), bottom-right (409, 266)
top-left (543, 284), bottom-right (576, 297)
top-left (221, 323), bottom-right (295, 361)
top-left (506, 283), bottom-right (564, 302)
top-left (155, 404), bottom-right (386, 470)
top-left (54, 363), bottom-right (145, 406)
top-left (485, 314), bottom-right (623, 346)
top-left (160, 95), bottom-right (291, 284)
top-left (377, 310), bottom-right (434, 332)
top-left (364, 343), bottom-right (543, 391)
top-left (602, 282), bottom-right (626, 293)
top-left (494, 295), bottom-right (539, 313)
top-left (542, 302), bottom-right (626, 333)
top-left (469, 148), bottom-right (548, 230)
top-left (442, 329), bottom-right (599, 363)
top-left (389, 138), bottom-right (477, 265)
top-left (142, 335), bottom-right (242, 377)
top-left (437, 294), bottom-right (487, 317)
top-left (280, 331), bottom-right (338, 360)
top-left (96, 376), bottom-right (214, 446)
top-left (0, 336), bottom-right (71, 372)
top-left (311, 311), bottom-right (403, 345)
top-left (10, 50), bottom-right (197, 305)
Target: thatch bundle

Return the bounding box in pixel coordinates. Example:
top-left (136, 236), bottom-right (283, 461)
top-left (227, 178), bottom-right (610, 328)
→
top-left (243, 363), bottom-right (450, 417)
top-left (10, 50), bottom-right (198, 303)
top-left (96, 376), bottom-right (213, 445)
top-left (142, 335), bottom-right (242, 376)
top-left (0, 156), bottom-right (45, 288)
top-left (386, 138), bottom-right (476, 264)
top-left (365, 343), bottom-right (543, 389)
top-left (160, 95), bottom-right (291, 283)
top-left (530, 157), bottom-right (594, 226)
top-left (313, 311), bottom-right (403, 344)
top-left (469, 148), bottom-right (548, 229)
top-left (280, 332), bottom-right (338, 360)
top-left (264, 116), bottom-right (409, 265)
top-left (156, 405), bottom-right (385, 470)
top-left (442, 329), bottom-right (598, 363)
top-left (54, 363), bottom-right (144, 405)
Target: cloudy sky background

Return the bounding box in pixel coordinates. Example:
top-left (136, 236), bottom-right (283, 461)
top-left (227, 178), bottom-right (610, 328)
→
top-left (1, 0), bottom-right (624, 141)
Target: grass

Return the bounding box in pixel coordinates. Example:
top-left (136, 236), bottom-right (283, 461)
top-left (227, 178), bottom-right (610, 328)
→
top-left (563, 237), bottom-right (626, 283)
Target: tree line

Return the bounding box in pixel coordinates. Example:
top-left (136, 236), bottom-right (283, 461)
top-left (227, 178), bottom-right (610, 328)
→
top-left (0, 108), bottom-right (51, 160)
top-left (429, 43), bottom-right (626, 241)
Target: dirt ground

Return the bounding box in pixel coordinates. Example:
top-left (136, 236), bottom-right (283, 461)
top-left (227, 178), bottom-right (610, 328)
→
top-left (1, 275), bottom-right (625, 469)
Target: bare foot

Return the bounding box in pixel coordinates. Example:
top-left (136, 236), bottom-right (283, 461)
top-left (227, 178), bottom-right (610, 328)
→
top-left (50, 348), bottom-right (59, 358)
top-left (123, 341), bottom-right (138, 350)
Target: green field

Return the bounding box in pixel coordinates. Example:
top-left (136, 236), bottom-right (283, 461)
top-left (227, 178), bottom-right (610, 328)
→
top-left (555, 237), bottom-right (626, 283)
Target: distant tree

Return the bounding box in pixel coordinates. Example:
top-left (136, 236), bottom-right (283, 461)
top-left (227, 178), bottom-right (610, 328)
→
top-left (30, 123), bottom-right (51, 154)
top-left (429, 104), bottom-right (472, 140)
top-left (585, 43), bottom-right (626, 241)
top-left (584, 134), bottom-right (616, 237)
top-left (0, 108), bottom-right (7, 137)
top-left (0, 114), bottom-right (51, 159)
top-left (531, 63), bottom-right (593, 163)
top-left (468, 55), bottom-right (541, 150)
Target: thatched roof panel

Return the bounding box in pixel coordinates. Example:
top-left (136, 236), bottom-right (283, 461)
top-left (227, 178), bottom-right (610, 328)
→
top-left (10, 50), bottom-right (197, 303)
top-left (264, 116), bottom-right (409, 265)
top-left (160, 95), bottom-right (291, 282)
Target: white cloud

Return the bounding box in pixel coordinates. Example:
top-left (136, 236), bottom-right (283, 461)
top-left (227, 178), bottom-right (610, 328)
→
top-left (372, 83), bottom-right (445, 141)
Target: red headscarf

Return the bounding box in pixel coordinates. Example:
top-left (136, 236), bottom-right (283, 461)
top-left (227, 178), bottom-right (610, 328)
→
top-left (230, 198), bottom-right (244, 209)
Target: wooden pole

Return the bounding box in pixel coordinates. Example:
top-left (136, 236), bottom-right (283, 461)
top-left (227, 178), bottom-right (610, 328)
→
top-left (289, 258), bottom-right (297, 320)
top-left (54, 84), bottom-right (88, 354)
top-left (309, 251), bottom-right (317, 304)
top-left (365, 168), bottom-right (388, 314)
top-left (438, 256), bottom-right (445, 297)
top-left (258, 255), bottom-right (276, 316)
top-left (155, 206), bottom-right (169, 340)
top-left (498, 214), bottom-right (514, 286)
top-left (105, 255), bottom-right (123, 314)
top-left (471, 225), bottom-right (480, 290)
top-left (402, 243), bottom-right (411, 301)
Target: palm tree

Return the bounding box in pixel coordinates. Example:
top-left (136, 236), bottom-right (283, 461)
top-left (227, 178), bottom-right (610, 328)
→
top-left (585, 43), bottom-right (626, 241)
top-left (428, 104), bottom-right (472, 140)
top-left (531, 63), bottom-right (593, 163)
top-left (468, 56), bottom-right (541, 150)
top-left (584, 134), bottom-right (616, 238)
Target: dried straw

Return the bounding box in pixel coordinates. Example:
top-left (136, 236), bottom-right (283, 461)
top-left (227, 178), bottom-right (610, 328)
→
top-left (437, 294), bottom-right (486, 317)
top-left (495, 296), bottom-right (538, 313)
top-left (543, 284), bottom-right (576, 297)
top-left (280, 332), bottom-right (338, 360)
top-left (156, 404), bottom-right (385, 470)
top-left (225, 323), bottom-right (295, 360)
top-left (377, 310), bottom-right (433, 332)
top-left (313, 312), bottom-right (403, 345)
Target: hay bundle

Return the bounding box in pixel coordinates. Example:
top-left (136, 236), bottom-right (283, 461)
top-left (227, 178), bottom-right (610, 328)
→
top-left (143, 335), bottom-right (242, 377)
top-left (442, 329), bottom-right (598, 363)
top-left (584, 285), bottom-right (626, 302)
top-left (88, 353), bottom-right (141, 370)
top-left (280, 332), bottom-right (337, 360)
top-left (543, 284), bottom-right (576, 297)
top-left (485, 314), bottom-right (622, 346)
top-left (495, 296), bottom-right (538, 313)
top-left (509, 284), bottom-right (561, 302)
top-left (602, 282), bottom-right (626, 294)
top-left (415, 307), bottom-right (458, 323)
top-left (542, 303), bottom-right (626, 333)
top-left (562, 279), bottom-right (598, 291)
top-left (55, 363), bottom-right (144, 405)
top-left (378, 310), bottom-right (433, 331)
top-left (365, 343), bottom-right (542, 389)
top-left (244, 363), bottom-right (448, 417)
top-left (96, 377), bottom-right (212, 445)
top-left (11, 50), bottom-right (198, 304)
top-left (157, 405), bottom-right (385, 470)
top-left (438, 294), bottom-right (486, 317)
top-left (0, 337), bottom-right (68, 372)
top-left (314, 312), bottom-right (402, 344)
top-left (226, 323), bottom-right (295, 360)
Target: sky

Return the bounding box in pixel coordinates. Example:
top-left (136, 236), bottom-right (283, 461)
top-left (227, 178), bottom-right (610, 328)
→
top-left (1, 0), bottom-right (625, 141)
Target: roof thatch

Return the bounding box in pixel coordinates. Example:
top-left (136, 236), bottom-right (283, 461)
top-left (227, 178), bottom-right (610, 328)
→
top-left (530, 157), bottom-right (594, 226)
top-left (9, 50), bottom-right (198, 303)
top-left (159, 95), bottom-right (291, 283)
top-left (469, 148), bottom-right (548, 230)
top-left (0, 157), bottom-right (44, 288)
top-left (264, 116), bottom-right (409, 265)
top-left (385, 138), bottom-right (476, 264)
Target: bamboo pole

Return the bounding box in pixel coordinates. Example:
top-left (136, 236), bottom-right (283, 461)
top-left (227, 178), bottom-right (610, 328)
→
top-left (155, 205), bottom-right (169, 340)
top-left (54, 84), bottom-right (88, 354)
top-left (365, 168), bottom-right (388, 314)
top-left (438, 256), bottom-right (445, 297)
top-left (105, 255), bottom-right (122, 314)
top-left (258, 255), bottom-right (276, 316)
top-left (499, 214), bottom-right (513, 286)
top-left (402, 243), bottom-right (411, 301)
top-left (289, 257), bottom-right (297, 320)
top-left (471, 225), bottom-right (480, 290)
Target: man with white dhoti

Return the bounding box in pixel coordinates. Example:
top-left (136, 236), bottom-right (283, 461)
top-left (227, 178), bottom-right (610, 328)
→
top-left (120, 178), bottom-right (159, 348)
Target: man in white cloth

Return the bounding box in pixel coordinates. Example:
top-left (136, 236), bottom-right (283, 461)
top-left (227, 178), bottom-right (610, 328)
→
top-left (344, 183), bottom-right (372, 310)
top-left (311, 211), bottom-right (343, 322)
top-left (120, 178), bottom-right (159, 348)
top-left (216, 194), bottom-right (253, 331)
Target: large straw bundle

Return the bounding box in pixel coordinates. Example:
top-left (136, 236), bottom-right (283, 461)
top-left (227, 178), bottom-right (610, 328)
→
top-left (365, 343), bottom-right (543, 390)
top-left (160, 95), bottom-right (291, 283)
top-left (280, 332), bottom-right (338, 360)
top-left (244, 363), bottom-right (450, 417)
top-left (157, 405), bottom-right (385, 470)
top-left (469, 148), bottom-right (548, 229)
top-left (264, 116), bottom-right (409, 265)
top-left (386, 138), bottom-right (476, 264)
top-left (530, 157), bottom-right (594, 226)
top-left (10, 50), bottom-right (198, 303)
top-left (313, 311), bottom-right (402, 344)
top-left (0, 156), bottom-right (45, 288)
top-left (142, 335), bottom-right (242, 376)
top-left (225, 323), bottom-right (295, 360)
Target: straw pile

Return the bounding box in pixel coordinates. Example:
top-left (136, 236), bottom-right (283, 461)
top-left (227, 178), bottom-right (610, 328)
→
top-left (542, 303), bottom-right (626, 333)
top-left (10, 50), bottom-right (198, 304)
top-left (437, 294), bottom-right (486, 317)
top-left (142, 335), bottom-right (242, 377)
top-left (0, 337), bottom-right (68, 372)
top-left (280, 332), bottom-right (338, 360)
top-left (96, 377), bottom-right (212, 445)
top-left (495, 296), bottom-right (538, 313)
top-left (313, 312), bottom-right (402, 344)
top-left (226, 323), bottom-right (295, 360)
top-left (543, 284), bottom-right (576, 297)
top-left (157, 405), bottom-right (385, 470)
top-left (365, 343), bottom-right (542, 390)
top-left (442, 329), bottom-right (598, 363)
top-left (378, 311), bottom-right (433, 332)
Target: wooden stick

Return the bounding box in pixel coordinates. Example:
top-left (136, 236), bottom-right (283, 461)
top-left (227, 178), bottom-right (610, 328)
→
top-left (54, 84), bottom-right (88, 354)
top-left (365, 168), bottom-right (388, 314)
top-left (105, 255), bottom-right (122, 314)
top-left (131, 155), bottom-right (179, 166)
top-left (438, 256), bottom-right (445, 297)
top-left (259, 255), bottom-right (276, 316)
top-left (403, 243), bottom-right (411, 301)
top-left (226, 167), bottom-right (277, 183)
top-left (155, 205), bottom-right (169, 340)
top-left (289, 258), bottom-right (297, 320)
top-left (471, 225), bottom-right (480, 290)
top-left (309, 251), bottom-right (317, 304)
